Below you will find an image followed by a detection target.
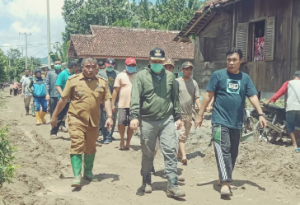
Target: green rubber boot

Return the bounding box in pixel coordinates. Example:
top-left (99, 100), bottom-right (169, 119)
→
top-left (70, 154), bottom-right (82, 187)
top-left (84, 154), bottom-right (98, 182)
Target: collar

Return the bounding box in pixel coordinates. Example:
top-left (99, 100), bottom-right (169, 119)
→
top-left (78, 73), bottom-right (97, 80)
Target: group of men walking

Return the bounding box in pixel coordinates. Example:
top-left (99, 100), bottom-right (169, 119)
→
top-left (17, 46), bottom-right (300, 199)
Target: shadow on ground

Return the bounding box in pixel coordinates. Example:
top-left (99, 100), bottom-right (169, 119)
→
top-left (197, 179), bottom-right (266, 200)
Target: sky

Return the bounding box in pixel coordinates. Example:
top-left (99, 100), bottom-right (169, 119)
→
top-left (0, 0), bottom-right (65, 59)
top-left (0, 0), bottom-right (157, 59)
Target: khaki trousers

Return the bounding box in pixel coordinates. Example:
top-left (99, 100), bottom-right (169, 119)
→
top-left (69, 123), bottom-right (98, 154)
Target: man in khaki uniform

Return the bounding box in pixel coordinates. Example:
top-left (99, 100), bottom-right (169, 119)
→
top-left (51, 58), bottom-right (113, 187)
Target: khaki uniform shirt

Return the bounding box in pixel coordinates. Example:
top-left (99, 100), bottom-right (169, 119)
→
top-left (61, 73), bottom-right (111, 127)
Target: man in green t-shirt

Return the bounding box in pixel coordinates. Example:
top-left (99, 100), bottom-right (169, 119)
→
top-left (50, 60), bottom-right (79, 138)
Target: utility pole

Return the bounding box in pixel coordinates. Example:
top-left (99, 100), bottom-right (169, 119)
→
top-left (19, 32), bottom-right (31, 70)
top-left (47, 0), bottom-right (51, 70)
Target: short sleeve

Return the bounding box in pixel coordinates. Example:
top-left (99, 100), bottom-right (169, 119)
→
top-left (55, 72), bottom-right (63, 86)
top-left (61, 79), bottom-right (72, 100)
top-left (206, 72), bottom-right (219, 92)
top-left (114, 74), bottom-right (121, 88)
top-left (246, 75), bottom-right (258, 97)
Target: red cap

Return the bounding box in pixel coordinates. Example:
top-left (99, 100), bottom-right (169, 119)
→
top-left (125, 57), bottom-right (136, 66)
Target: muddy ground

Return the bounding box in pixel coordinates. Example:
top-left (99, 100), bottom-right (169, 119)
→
top-left (0, 88), bottom-right (300, 205)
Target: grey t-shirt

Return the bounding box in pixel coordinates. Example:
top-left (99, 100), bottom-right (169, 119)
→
top-left (22, 76), bottom-right (32, 97)
top-left (98, 69), bottom-right (120, 103)
top-left (176, 77), bottom-right (199, 120)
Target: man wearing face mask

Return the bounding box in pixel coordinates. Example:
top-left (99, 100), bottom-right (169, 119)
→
top-left (112, 57), bottom-right (136, 150)
top-left (50, 60), bottom-right (79, 138)
top-left (46, 59), bottom-right (62, 118)
top-left (98, 58), bottom-right (119, 144)
top-left (130, 48), bottom-right (185, 199)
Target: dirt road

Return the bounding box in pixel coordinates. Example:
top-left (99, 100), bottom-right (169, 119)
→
top-left (0, 89), bottom-right (300, 205)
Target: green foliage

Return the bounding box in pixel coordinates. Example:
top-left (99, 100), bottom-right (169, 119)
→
top-left (50, 41), bottom-right (70, 63)
top-left (6, 49), bottom-right (22, 67)
top-left (0, 49), bottom-right (8, 83)
top-left (0, 127), bottom-right (17, 188)
top-left (62, 0), bottom-right (209, 43)
top-left (10, 59), bottom-right (25, 82)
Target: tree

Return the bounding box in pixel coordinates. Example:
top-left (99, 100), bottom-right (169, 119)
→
top-left (6, 48), bottom-right (22, 67)
top-left (0, 49), bottom-right (8, 83)
top-left (62, 0), bottom-right (209, 43)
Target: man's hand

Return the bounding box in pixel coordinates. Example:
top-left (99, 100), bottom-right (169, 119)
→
top-left (263, 100), bottom-right (271, 107)
top-left (130, 119), bottom-right (139, 130)
top-left (51, 116), bottom-right (58, 127)
top-left (112, 104), bottom-right (116, 114)
top-left (105, 117), bottom-right (114, 132)
top-left (206, 106), bottom-right (213, 113)
top-left (176, 119), bottom-right (182, 130)
top-left (194, 114), bottom-right (204, 129)
top-left (46, 95), bottom-right (50, 101)
top-left (259, 116), bottom-right (267, 129)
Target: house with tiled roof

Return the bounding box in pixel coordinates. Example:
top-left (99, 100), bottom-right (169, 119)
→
top-left (174, 0), bottom-right (300, 98)
top-left (68, 26), bottom-right (194, 74)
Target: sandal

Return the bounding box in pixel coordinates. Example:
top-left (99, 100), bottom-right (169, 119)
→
top-left (220, 188), bottom-right (232, 196)
top-left (181, 159), bottom-right (187, 165)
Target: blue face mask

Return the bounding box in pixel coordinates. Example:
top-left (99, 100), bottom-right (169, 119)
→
top-left (54, 65), bottom-right (61, 70)
top-left (150, 64), bottom-right (164, 73)
top-left (126, 66), bottom-right (136, 74)
top-left (106, 67), bottom-right (114, 72)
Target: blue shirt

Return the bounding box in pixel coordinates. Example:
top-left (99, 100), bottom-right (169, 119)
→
top-left (206, 69), bottom-right (258, 129)
top-left (56, 69), bottom-right (74, 99)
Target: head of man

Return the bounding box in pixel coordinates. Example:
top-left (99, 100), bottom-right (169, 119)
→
top-left (226, 48), bottom-right (243, 74)
top-left (163, 58), bottom-right (175, 73)
top-left (68, 60), bottom-right (79, 74)
top-left (35, 69), bottom-right (42, 78)
top-left (105, 58), bottom-right (116, 72)
top-left (81, 58), bottom-right (98, 79)
top-left (181, 61), bottom-right (194, 79)
top-left (125, 57), bottom-right (137, 74)
top-left (24, 69), bottom-right (30, 77)
top-left (149, 47), bottom-right (165, 74)
top-left (54, 59), bottom-right (62, 71)
top-left (293, 71), bottom-right (300, 80)
top-left (98, 60), bottom-right (105, 70)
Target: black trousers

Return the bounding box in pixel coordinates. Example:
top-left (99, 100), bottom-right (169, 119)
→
top-left (50, 97), bottom-right (58, 117)
top-left (51, 102), bottom-right (69, 135)
top-left (212, 124), bottom-right (241, 183)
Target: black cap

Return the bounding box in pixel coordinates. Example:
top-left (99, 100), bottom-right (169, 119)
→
top-left (149, 47), bottom-right (165, 61)
top-left (182, 61), bottom-right (194, 69)
top-left (98, 60), bottom-right (105, 67)
top-left (294, 70), bottom-right (300, 76)
top-left (105, 58), bottom-right (116, 66)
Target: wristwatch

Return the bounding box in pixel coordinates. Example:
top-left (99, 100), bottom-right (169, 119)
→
top-left (258, 113), bottom-right (265, 117)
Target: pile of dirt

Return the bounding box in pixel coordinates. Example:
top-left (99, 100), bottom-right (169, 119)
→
top-left (0, 120), bottom-right (82, 205)
top-left (197, 136), bottom-right (300, 191)
top-left (237, 142), bottom-right (300, 189)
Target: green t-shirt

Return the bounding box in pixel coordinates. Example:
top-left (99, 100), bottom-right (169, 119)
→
top-left (55, 69), bottom-right (74, 99)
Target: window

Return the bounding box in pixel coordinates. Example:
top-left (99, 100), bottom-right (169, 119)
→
top-left (236, 17), bottom-right (275, 62)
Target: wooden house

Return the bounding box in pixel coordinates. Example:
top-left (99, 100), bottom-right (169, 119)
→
top-left (174, 0), bottom-right (300, 95)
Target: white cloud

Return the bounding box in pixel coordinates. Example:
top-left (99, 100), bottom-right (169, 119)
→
top-left (0, 0), bottom-right (65, 59)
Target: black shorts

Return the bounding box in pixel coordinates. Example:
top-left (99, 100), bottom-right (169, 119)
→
top-left (118, 108), bottom-right (130, 126)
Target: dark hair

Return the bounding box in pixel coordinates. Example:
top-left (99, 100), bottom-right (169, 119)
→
top-left (68, 60), bottom-right (78, 69)
top-left (54, 59), bottom-right (61, 62)
top-left (226, 48), bottom-right (243, 59)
